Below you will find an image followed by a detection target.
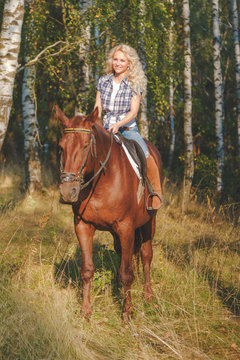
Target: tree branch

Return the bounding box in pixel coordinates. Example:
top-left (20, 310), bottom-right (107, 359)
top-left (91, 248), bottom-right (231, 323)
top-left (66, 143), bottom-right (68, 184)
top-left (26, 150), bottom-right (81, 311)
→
top-left (17, 41), bottom-right (68, 73)
top-left (17, 31), bottom-right (106, 73)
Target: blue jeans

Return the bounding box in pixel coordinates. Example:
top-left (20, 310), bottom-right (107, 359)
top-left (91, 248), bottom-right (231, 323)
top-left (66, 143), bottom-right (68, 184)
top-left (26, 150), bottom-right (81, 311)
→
top-left (119, 124), bottom-right (149, 158)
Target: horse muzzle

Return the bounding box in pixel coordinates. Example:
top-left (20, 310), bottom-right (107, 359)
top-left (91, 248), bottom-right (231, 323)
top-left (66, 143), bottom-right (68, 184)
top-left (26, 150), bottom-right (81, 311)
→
top-left (59, 182), bottom-right (80, 204)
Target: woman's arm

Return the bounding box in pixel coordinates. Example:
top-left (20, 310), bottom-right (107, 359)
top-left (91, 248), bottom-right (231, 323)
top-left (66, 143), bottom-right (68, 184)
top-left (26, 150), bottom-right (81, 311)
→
top-left (94, 91), bottom-right (102, 119)
top-left (108, 94), bottom-right (141, 134)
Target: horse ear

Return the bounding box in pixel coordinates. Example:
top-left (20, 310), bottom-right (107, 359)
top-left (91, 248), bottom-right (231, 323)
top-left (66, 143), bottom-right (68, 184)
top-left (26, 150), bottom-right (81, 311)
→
top-left (55, 105), bottom-right (70, 127)
top-left (87, 107), bottom-right (100, 125)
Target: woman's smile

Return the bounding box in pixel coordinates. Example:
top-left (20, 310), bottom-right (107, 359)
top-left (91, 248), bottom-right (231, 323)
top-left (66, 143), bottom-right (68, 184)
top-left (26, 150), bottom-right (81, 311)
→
top-left (112, 50), bottom-right (130, 76)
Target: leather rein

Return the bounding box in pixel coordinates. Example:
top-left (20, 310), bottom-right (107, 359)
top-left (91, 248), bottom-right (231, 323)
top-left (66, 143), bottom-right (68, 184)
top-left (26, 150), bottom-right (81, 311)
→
top-left (60, 128), bottom-right (113, 190)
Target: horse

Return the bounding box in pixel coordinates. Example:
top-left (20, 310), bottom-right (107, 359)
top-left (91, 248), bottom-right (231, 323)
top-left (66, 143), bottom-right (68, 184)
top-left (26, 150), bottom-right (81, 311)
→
top-left (56, 106), bottom-right (163, 320)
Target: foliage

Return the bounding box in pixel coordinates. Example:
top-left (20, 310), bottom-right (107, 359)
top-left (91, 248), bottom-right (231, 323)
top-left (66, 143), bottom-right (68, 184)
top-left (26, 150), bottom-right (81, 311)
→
top-left (193, 154), bottom-right (218, 190)
top-left (1, 0), bottom-right (240, 201)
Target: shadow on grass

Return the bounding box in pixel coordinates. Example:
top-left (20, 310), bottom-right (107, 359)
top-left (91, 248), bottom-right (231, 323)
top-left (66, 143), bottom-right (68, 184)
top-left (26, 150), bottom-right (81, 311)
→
top-left (202, 266), bottom-right (240, 316)
top-left (161, 236), bottom-right (240, 316)
top-left (54, 240), bottom-right (122, 303)
top-left (0, 197), bottom-right (21, 213)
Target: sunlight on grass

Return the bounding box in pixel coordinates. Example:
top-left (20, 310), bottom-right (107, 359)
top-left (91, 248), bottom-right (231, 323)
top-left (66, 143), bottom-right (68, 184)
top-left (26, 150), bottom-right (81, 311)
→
top-left (0, 178), bottom-right (240, 359)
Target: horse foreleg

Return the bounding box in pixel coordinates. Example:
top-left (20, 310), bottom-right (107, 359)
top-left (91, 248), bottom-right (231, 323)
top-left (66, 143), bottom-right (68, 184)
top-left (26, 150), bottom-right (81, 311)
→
top-left (75, 221), bottom-right (95, 319)
top-left (140, 218), bottom-right (155, 301)
top-left (119, 228), bottom-right (135, 320)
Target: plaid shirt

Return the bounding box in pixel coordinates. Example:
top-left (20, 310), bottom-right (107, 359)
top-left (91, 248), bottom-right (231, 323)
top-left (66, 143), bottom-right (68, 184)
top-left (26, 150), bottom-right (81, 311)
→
top-left (97, 74), bottom-right (138, 128)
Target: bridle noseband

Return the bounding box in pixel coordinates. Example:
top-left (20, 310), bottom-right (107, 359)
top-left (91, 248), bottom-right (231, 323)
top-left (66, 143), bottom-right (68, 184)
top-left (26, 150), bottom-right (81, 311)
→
top-left (60, 127), bottom-right (113, 190)
top-left (62, 128), bottom-right (94, 134)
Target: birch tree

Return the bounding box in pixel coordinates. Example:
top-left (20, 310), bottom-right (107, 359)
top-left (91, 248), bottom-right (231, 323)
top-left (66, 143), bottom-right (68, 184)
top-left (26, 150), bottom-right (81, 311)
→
top-left (0, 0), bottom-right (25, 151)
top-left (168, 0), bottom-right (175, 169)
top-left (21, 0), bottom-right (42, 194)
top-left (212, 0), bottom-right (224, 191)
top-left (76, 0), bottom-right (92, 115)
top-left (181, 0), bottom-right (194, 212)
top-left (22, 61), bottom-right (42, 194)
top-left (231, 0), bottom-right (240, 158)
top-left (138, 0), bottom-right (149, 140)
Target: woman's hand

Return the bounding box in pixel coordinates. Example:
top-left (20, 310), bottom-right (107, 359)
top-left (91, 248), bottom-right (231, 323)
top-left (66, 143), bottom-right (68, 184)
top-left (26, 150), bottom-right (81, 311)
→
top-left (108, 123), bottom-right (120, 134)
top-left (107, 94), bottom-right (141, 134)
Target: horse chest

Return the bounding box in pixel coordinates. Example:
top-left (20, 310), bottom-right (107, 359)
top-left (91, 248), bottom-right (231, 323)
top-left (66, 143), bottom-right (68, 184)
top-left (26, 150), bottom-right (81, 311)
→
top-left (75, 200), bottom-right (112, 226)
top-left (76, 195), bottom-right (134, 230)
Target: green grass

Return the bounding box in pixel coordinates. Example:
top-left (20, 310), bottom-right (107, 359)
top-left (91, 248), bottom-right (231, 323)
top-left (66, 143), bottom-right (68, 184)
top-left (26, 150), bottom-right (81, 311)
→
top-left (0, 172), bottom-right (240, 359)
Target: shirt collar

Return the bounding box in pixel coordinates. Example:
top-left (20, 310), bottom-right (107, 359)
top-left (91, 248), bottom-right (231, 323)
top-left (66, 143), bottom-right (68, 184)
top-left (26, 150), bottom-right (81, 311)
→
top-left (106, 73), bottom-right (130, 86)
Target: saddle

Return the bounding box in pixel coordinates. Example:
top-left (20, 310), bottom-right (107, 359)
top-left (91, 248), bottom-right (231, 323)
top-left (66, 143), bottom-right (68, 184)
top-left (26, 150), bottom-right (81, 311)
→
top-left (114, 132), bottom-right (155, 196)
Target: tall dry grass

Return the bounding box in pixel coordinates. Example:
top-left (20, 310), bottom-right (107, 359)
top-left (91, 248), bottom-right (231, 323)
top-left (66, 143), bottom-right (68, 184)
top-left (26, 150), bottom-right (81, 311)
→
top-left (0, 169), bottom-right (239, 359)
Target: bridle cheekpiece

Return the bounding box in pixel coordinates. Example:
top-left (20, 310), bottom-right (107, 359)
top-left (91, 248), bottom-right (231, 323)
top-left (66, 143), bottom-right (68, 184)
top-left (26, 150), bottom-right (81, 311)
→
top-left (60, 127), bottom-right (113, 191)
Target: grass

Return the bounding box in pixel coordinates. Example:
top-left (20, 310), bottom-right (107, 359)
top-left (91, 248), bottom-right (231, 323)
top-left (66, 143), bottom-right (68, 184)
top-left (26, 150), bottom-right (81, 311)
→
top-left (0, 170), bottom-right (240, 359)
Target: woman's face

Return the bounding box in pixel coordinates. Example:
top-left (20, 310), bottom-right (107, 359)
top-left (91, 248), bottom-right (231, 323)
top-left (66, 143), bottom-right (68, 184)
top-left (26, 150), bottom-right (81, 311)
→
top-left (112, 50), bottom-right (130, 76)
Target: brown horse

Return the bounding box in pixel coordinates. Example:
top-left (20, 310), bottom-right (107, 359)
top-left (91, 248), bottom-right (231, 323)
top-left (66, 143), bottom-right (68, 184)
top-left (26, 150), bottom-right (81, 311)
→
top-left (56, 106), bottom-right (163, 319)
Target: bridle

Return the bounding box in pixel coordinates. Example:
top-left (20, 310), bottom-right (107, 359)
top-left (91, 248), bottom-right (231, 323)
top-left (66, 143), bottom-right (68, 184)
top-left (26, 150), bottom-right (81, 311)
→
top-left (60, 127), bottom-right (113, 190)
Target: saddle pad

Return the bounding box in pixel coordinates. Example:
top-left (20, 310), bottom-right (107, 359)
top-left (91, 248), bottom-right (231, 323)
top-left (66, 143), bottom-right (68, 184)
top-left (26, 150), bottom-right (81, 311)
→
top-left (114, 134), bottom-right (142, 180)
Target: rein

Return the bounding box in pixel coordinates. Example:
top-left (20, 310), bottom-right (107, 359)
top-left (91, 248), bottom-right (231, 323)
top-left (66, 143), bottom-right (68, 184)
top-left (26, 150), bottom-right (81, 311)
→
top-left (60, 127), bottom-right (113, 190)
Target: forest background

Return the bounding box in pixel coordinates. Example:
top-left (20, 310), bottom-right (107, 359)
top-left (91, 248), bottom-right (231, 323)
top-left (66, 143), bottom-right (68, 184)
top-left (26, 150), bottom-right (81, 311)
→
top-left (0, 0), bottom-right (240, 204)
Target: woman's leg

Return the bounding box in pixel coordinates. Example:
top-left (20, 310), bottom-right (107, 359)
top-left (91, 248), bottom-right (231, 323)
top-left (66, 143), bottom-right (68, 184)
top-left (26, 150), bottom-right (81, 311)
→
top-left (120, 125), bottom-right (149, 158)
top-left (120, 126), bottom-right (162, 210)
top-left (146, 155), bottom-right (163, 209)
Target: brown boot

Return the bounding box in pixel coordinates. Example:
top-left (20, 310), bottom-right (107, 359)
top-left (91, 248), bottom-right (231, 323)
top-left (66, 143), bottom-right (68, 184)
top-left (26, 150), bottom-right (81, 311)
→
top-left (146, 155), bottom-right (163, 210)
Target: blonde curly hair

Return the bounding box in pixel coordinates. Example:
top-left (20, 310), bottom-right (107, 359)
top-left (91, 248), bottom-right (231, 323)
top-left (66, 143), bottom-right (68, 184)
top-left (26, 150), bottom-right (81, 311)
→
top-left (106, 44), bottom-right (147, 97)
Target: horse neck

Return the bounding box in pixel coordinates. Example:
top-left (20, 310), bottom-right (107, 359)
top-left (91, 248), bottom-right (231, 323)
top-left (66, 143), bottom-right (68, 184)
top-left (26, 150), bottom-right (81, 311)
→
top-left (93, 124), bottom-right (113, 159)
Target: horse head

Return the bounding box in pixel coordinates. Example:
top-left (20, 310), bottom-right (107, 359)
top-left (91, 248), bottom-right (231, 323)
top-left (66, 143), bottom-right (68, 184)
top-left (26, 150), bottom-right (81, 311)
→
top-left (56, 106), bottom-right (100, 203)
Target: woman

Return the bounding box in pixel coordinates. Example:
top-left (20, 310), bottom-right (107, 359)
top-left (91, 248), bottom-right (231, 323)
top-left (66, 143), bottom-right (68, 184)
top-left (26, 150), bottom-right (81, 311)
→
top-left (94, 44), bottom-right (162, 209)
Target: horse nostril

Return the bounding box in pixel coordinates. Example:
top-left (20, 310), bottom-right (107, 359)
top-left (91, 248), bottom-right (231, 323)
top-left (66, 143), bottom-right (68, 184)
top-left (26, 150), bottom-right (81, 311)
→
top-left (71, 187), bottom-right (78, 197)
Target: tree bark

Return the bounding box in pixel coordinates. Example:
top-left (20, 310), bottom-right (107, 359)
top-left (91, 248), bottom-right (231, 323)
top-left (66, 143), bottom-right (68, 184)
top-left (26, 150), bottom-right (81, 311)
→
top-left (181, 0), bottom-right (194, 212)
top-left (75, 0), bottom-right (92, 115)
top-left (230, 0), bottom-right (240, 158)
top-left (138, 0), bottom-right (149, 140)
top-left (22, 58), bottom-right (42, 194)
top-left (168, 0), bottom-right (175, 170)
top-left (212, 0), bottom-right (224, 191)
top-left (139, 95), bottom-right (149, 139)
top-left (0, 0), bottom-right (25, 151)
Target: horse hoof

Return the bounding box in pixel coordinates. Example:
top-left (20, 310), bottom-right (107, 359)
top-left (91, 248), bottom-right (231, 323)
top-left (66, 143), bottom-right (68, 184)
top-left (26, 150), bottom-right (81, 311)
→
top-left (144, 287), bottom-right (154, 302)
top-left (122, 310), bottom-right (134, 322)
top-left (82, 304), bottom-right (92, 320)
top-left (122, 303), bottom-right (134, 322)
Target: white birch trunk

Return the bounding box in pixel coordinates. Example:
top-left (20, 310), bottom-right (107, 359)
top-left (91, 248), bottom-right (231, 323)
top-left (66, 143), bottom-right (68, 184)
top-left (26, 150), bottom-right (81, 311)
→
top-left (168, 77), bottom-right (175, 168)
top-left (182, 0), bottom-right (194, 212)
top-left (94, 24), bottom-right (100, 82)
top-left (139, 0), bottom-right (149, 139)
top-left (212, 0), bottom-right (224, 192)
top-left (168, 0), bottom-right (175, 169)
top-left (22, 57), bottom-right (42, 194)
top-left (75, 0), bottom-right (91, 115)
top-left (0, 0), bottom-right (24, 151)
top-left (231, 0), bottom-right (240, 157)
top-left (139, 96), bottom-right (149, 139)
top-left (105, 33), bottom-right (110, 59)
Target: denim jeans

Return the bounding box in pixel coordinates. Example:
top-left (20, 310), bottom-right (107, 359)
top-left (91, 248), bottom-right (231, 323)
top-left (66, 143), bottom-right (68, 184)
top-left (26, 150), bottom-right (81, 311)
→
top-left (119, 124), bottom-right (149, 158)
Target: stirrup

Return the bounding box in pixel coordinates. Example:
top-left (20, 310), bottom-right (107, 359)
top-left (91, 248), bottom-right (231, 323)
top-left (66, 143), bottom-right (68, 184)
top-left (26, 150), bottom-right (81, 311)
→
top-left (147, 192), bottom-right (164, 211)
